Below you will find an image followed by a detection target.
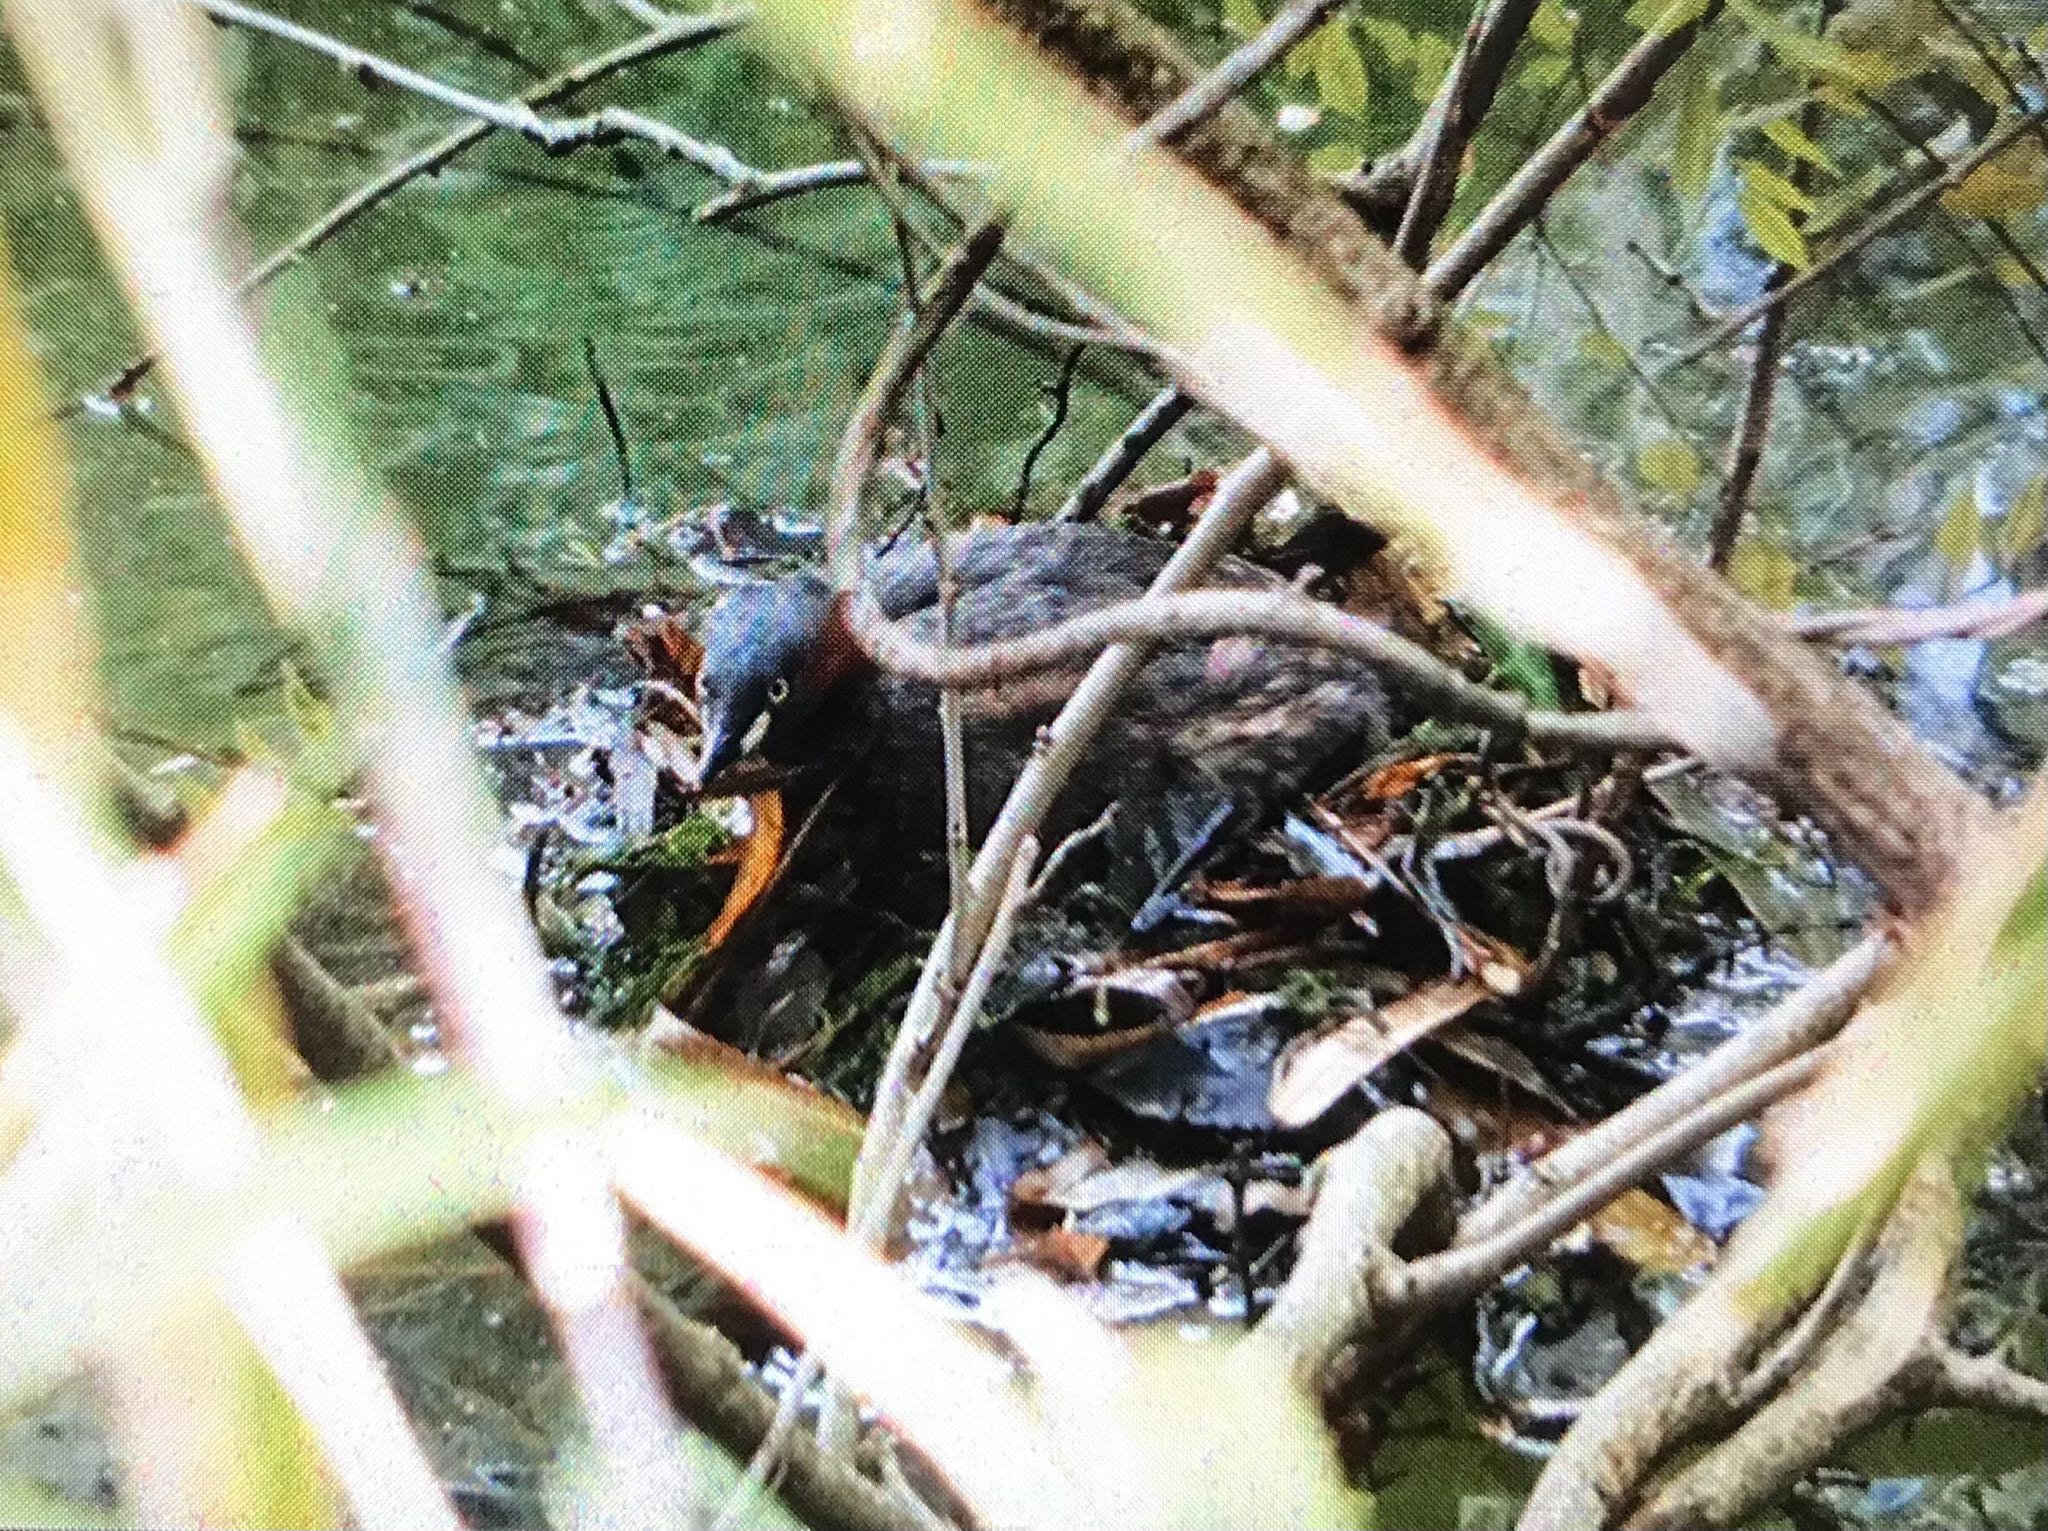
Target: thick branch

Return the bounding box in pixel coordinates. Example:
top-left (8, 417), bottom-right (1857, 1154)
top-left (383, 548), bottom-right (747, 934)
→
top-left (630, 1274), bottom-right (940, 1531)
top-left (1623, 1172), bottom-right (1961, 1531)
top-left (1249, 1107), bottom-right (1455, 1389)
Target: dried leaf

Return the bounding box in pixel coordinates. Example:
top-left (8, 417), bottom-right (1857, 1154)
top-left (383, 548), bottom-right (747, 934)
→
top-left (998, 1227), bottom-right (1112, 1282)
top-left (1017, 1018), bottom-right (1174, 1068)
top-left (1587, 1188), bottom-right (1718, 1272)
top-left (1431, 1028), bottom-right (1574, 1116)
top-left (622, 612), bottom-right (705, 687)
top-left (1941, 137), bottom-right (2048, 218)
top-left (1269, 977), bottom-right (1492, 1128)
top-left (1357, 752), bottom-right (1464, 801)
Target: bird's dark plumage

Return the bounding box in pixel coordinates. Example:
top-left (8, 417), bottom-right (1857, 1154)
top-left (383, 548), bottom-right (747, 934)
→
top-left (686, 522), bottom-right (1390, 856)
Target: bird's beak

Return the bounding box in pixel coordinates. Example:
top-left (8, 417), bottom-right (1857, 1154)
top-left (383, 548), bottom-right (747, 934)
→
top-left (691, 708), bottom-right (747, 790)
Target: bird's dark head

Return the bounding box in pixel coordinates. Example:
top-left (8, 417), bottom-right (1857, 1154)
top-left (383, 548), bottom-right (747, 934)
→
top-left (692, 574), bottom-right (849, 786)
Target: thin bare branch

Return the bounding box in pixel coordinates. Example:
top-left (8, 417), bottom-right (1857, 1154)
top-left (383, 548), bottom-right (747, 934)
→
top-left (1673, 105), bottom-right (2048, 366)
top-left (1425, 3), bottom-right (1724, 301)
top-left (1792, 588), bottom-right (2048, 645)
top-left (1129, 0), bottom-right (1349, 150)
top-left (1711, 1), bottom-right (1833, 571)
top-left (1709, 297), bottom-right (1790, 572)
top-left (856, 585), bottom-right (1684, 757)
top-left (1389, 1050), bottom-right (1830, 1320)
top-left (77, 8), bottom-right (748, 406)
top-left (693, 155), bottom-right (985, 222)
top-left (825, 222), bottom-right (1008, 586)
top-left (1925, 1347), bottom-right (2048, 1420)
top-left (1392, 0), bottom-right (1539, 267)
top-left (1054, 384), bottom-right (1193, 522)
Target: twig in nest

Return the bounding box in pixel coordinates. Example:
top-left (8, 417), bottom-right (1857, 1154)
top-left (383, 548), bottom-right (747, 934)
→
top-left (1011, 342), bottom-right (1087, 517)
top-left (1054, 385), bottom-right (1194, 524)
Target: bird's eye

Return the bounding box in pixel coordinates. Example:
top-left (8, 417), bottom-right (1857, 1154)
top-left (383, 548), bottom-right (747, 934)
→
top-left (767, 677), bottom-right (791, 705)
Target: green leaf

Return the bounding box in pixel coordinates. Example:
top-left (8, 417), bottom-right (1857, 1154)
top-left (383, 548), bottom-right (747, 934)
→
top-left (1284, 25), bottom-right (1320, 77)
top-left (1221, 0), bottom-right (1264, 39)
top-left (1306, 140), bottom-right (1365, 172)
top-left (1813, 81), bottom-right (1869, 115)
top-left (1411, 31), bottom-right (1457, 102)
top-left (1520, 51), bottom-right (1571, 90)
top-left (1669, 50), bottom-right (1722, 203)
top-left (1636, 436), bottom-right (1705, 496)
top-left (1460, 608), bottom-right (1563, 708)
top-left (1579, 328), bottom-right (1633, 370)
top-left (1726, 0), bottom-right (1901, 87)
top-left (1528, 0), bottom-right (1578, 49)
top-left (1933, 483), bottom-right (1984, 570)
top-left (1999, 476), bottom-right (2048, 566)
top-left (1736, 156), bottom-right (1816, 213)
top-left (1628, 0), bottom-right (1712, 33)
top-left (1995, 861), bottom-right (2047, 962)
top-left (1736, 166), bottom-right (1813, 265)
top-left (1356, 15), bottom-right (1414, 69)
top-left (1727, 541), bottom-right (1801, 609)
top-left (1760, 115), bottom-right (1840, 176)
top-left (1315, 25), bottom-right (1371, 117)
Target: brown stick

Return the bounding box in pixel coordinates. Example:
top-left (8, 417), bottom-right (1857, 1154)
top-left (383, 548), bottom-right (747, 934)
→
top-left (858, 585), bottom-right (1682, 756)
top-left (1708, 0), bottom-right (1833, 572)
top-left (1391, 0), bottom-right (1538, 268)
top-left (1424, 3), bottom-right (1725, 301)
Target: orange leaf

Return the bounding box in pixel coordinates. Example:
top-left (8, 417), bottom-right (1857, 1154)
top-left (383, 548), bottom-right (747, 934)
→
top-left (1357, 752), bottom-right (1463, 801)
top-left (622, 613), bottom-right (705, 688)
top-left (703, 790), bottom-right (785, 949)
top-left (1587, 1188), bottom-right (1717, 1274)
